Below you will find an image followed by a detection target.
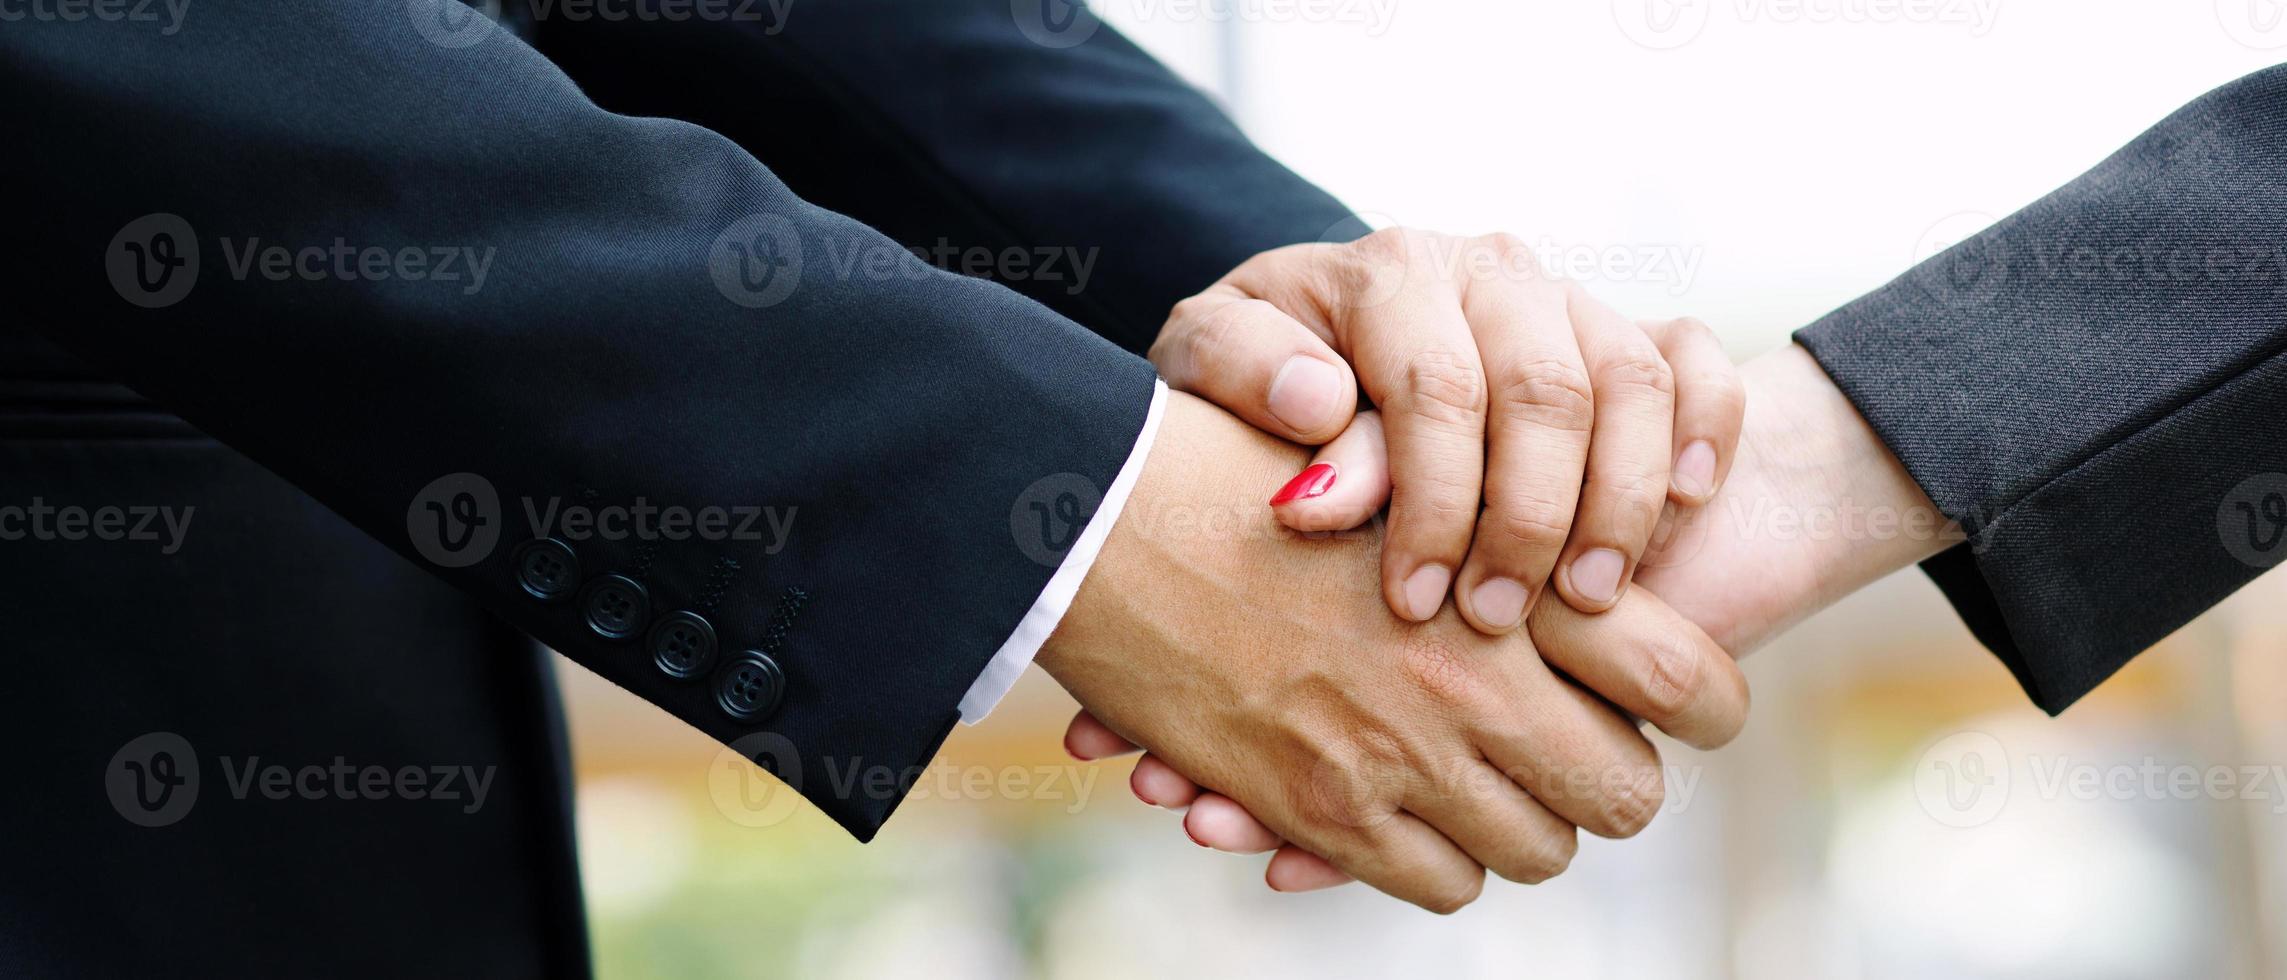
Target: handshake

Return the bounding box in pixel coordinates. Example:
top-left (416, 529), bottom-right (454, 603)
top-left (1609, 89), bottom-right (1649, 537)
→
top-left (1035, 229), bottom-right (1960, 912)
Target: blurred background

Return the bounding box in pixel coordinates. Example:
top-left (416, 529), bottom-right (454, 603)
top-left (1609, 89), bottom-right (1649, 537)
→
top-left (561, 3), bottom-right (2287, 977)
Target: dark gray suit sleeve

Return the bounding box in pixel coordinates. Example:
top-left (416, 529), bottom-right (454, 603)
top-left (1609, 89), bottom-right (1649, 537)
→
top-left (529, 0), bottom-right (1362, 354)
top-left (1796, 64), bottom-right (2287, 714)
top-left (5, 2), bottom-right (1159, 839)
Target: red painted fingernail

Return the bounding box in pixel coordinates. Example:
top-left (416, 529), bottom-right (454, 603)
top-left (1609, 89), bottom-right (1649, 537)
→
top-left (1269, 463), bottom-right (1338, 505)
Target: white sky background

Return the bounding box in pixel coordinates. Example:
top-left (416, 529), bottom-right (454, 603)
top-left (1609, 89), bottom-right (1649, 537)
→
top-left (1101, 0), bottom-right (2287, 352)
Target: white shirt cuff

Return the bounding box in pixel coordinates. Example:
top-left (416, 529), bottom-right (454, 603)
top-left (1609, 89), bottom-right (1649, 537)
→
top-left (957, 378), bottom-right (1168, 724)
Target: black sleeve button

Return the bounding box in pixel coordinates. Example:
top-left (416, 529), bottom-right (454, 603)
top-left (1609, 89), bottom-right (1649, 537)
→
top-left (647, 610), bottom-right (718, 680)
top-left (578, 574), bottom-right (650, 641)
top-left (715, 652), bottom-right (784, 723)
top-left (511, 538), bottom-right (580, 602)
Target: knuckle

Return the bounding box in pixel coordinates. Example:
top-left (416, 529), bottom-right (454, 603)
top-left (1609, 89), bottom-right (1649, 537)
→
top-left (1597, 346), bottom-right (1677, 401)
top-left (1398, 464), bottom-right (1484, 528)
top-left (1593, 764), bottom-right (1666, 839)
top-left (1399, 347), bottom-right (1489, 423)
top-left (1330, 229), bottom-right (1426, 304)
top-left (1668, 315), bottom-right (1717, 340)
top-left (1300, 777), bottom-right (1379, 832)
top-left (1481, 231), bottom-right (1531, 256)
top-left (1474, 232), bottom-right (1548, 280)
top-left (1499, 827), bottom-right (1579, 885)
top-left (1161, 298), bottom-right (1234, 375)
top-left (1640, 638), bottom-right (1708, 727)
top-left (1351, 226), bottom-right (1422, 268)
top-left (1299, 735), bottom-right (1405, 832)
top-left (1164, 292), bottom-right (1216, 328)
top-left (1161, 295), bottom-right (1215, 338)
top-left (1421, 870), bottom-right (1486, 915)
top-left (1143, 311), bottom-right (1194, 375)
top-left (1485, 502), bottom-right (1572, 558)
top-left (1488, 356), bottom-right (1594, 434)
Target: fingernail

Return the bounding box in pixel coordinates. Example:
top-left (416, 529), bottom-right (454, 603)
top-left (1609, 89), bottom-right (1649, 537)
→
top-left (1569, 548), bottom-right (1626, 605)
top-left (1269, 462), bottom-right (1338, 505)
top-left (1268, 356), bottom-right (1343, 434)
top-left (1672, 440), bottom-right (1717, 498)
top-left (1401, 564), bottom-right (1451, 621)
top-left (1469, 577), bottom-right (1529, 630)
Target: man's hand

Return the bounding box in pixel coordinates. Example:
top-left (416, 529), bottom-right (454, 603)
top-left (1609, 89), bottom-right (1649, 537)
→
top-left (1067, 344), bottom-right (1960, 891)
top-left (1149, 229), bottom-right (1744, 631)
top-left (1035, 391), bottom-right (1749, 912)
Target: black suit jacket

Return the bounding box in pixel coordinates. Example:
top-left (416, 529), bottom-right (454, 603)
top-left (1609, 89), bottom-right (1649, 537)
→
top-left (1799, 63), bottom-right (2287, 714)
top-left (1, 2), bottom-right (1348, 975)
top-left (5, 0), bottom-right (1350, 839)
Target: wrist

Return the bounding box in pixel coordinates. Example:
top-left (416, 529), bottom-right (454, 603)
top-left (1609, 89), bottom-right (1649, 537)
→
top-left (1639, 344), bottom-right (1959, 653)
top-left (1037, 391), bottom-right (1331, 683)
top-left (1748, 344), bottom-right (1957, 593)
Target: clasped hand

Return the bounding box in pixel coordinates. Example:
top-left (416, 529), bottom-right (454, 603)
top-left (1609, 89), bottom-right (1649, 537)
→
top-left (1036, 228), bottom-right (1751, 912)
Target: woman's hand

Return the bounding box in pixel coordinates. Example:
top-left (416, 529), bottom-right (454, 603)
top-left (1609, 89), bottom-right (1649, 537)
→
top-left (1150, 228), bottom-right (1743, 631)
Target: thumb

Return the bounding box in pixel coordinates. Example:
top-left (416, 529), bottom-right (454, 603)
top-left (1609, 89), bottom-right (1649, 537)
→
top-left (1269, 410), bottom-right (1392, 533)
top-left (1150, 287), bottom-right (1358, 444)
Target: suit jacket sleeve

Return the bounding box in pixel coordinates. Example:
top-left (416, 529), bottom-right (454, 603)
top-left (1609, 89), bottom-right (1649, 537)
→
top-left (4, 1), bottom-right (1164, 839)
top-left (1795, 64), bottom-right (2287, 714)
top-left (529, 0), bottom-right (1363, 353)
